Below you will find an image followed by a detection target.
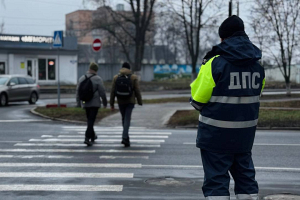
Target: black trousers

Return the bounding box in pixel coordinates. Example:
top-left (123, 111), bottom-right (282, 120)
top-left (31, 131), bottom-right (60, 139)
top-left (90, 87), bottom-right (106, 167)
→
top-left (200, 149), bottom-right (258, 197)
top-left (85, 107), bottom-right (99, 139)
top-left (118, 103), bottom-right (134, 139)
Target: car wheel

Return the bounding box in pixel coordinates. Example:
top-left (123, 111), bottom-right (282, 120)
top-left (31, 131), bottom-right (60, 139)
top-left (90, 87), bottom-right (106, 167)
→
top-left (0, 93), bottom-right (8, 106)
top-left (29, 92), bottom-right (38, 104)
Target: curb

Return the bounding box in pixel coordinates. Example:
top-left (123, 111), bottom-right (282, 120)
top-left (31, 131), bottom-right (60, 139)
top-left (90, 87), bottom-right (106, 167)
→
top-left (30, 107), bottom-right (85, 124)
top-left (171, 126), bottom-right (300, 130)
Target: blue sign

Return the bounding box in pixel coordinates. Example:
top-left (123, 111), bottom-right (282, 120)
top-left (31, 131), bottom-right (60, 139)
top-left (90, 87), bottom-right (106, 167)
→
top-left (154, 64), bottom-right (201, 79)
top-left (53, 31), bottom-right (63, 47)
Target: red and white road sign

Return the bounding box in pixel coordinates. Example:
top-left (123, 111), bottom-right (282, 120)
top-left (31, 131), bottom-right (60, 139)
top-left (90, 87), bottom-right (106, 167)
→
top-left (92, 38), bottom-right (102, 52)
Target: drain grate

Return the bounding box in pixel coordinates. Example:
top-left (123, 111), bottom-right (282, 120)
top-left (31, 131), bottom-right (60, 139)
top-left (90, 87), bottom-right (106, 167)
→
top-left (264, 194), bottom-right (300, 200)
top-left (145, 176), bottom-right (195, 186)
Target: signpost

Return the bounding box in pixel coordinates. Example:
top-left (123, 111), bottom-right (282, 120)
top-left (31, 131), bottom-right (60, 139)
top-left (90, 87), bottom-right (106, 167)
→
top-left (92, 38), bottom-right (102, 52)
top-left (53, 31), bottom-right (63, 107)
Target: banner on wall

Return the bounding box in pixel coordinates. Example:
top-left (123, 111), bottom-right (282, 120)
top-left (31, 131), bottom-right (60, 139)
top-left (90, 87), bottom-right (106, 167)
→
top-left (154, 64), bottom-right (201, 79)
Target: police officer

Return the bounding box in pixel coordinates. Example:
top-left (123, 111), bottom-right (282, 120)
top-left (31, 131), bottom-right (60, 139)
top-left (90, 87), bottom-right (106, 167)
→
top-left (190, 15), bottom-right (265, 200)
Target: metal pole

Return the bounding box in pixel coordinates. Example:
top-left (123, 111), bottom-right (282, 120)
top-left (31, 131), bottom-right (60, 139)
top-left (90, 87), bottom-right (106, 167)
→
top-left (237, 0), bottom-right (239, 17)
top-left (57, 48), bottom-right (60, 107)
top-left (229, 0), bottom-right (232, 17)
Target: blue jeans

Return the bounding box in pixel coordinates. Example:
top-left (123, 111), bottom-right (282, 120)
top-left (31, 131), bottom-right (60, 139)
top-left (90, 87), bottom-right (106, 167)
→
top-left (201, 149), bottom-right (258, 197)
top-left (118, 103), bottom-right (134, 139)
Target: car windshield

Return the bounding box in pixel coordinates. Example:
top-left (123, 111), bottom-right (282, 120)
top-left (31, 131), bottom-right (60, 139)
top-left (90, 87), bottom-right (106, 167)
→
top-left (0, 77), bottom-right (9, 85)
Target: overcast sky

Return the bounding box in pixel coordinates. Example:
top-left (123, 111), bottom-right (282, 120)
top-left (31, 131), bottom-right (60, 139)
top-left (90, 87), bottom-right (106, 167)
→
top-left (0, 0), bottom-right (252, 36)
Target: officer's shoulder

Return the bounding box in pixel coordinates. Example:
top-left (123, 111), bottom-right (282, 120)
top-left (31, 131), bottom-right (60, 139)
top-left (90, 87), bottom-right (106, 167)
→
top-left (202, 55), bottom-right (221, 65)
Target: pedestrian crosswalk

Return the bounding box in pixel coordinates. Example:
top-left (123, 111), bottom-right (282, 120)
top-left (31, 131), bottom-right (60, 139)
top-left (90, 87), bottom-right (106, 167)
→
top-left (0, 126), bottom-right (172, 193)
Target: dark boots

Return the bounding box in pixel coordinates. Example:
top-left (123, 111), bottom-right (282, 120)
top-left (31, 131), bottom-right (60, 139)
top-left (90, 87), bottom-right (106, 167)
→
top-left (84, 138), bottom-right (93, 146)
top-left (121, 138), bottom-right (130, 147)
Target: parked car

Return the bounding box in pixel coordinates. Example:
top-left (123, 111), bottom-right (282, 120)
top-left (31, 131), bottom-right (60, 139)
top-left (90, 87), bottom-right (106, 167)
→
top-left (0, 75), bottom-right (40, 106)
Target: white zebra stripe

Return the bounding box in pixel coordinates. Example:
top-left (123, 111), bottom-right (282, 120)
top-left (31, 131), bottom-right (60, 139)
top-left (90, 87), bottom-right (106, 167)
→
top-left (14, 143), bottom-right (161, 148)
top-left (0, 149), bottom-right (155, 153)
top-left (0, 185), bottom-right (123, 192)
top-left (0, 172), bottom-right (133, 178)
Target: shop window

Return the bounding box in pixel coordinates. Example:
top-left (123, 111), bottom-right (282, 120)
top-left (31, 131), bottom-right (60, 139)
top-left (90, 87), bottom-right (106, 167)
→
top-left (0, 62), bottom-right (5, 74)
top-left (38, 59), bottom-right (46, 80)
top-left (48, 59), bottom-right (56, 80)
top-left (38, 58), bottom-right (56, 81)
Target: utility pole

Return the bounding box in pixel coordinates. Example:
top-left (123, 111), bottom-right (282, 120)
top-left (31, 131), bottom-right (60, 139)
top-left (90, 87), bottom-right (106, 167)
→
top-left (237, 0), bottom-right (239, 17)
top-left (229, 0), bottom-right (233, 17)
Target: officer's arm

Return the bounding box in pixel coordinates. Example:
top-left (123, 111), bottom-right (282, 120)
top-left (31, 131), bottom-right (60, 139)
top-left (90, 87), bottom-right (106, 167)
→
top-left (190, 57), bottom-right (217, 111)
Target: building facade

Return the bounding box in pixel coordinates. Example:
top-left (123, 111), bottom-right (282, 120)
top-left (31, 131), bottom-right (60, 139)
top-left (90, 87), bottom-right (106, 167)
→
top-left (0, 34), bottom-right (78, 85)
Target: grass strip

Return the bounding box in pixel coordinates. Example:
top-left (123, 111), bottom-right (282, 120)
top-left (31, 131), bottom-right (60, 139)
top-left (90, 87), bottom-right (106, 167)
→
top-left (168, 109), bottom-right (300, 128)
top-left (35, 107), bottom-right (118, 123)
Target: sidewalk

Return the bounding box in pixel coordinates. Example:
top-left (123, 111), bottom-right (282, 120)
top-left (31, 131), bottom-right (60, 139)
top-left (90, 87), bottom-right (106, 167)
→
top-left (99, 103), bottom-right (193, 129)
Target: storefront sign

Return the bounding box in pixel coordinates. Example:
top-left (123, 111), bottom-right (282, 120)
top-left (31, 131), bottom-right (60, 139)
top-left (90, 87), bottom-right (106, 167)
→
top-left (0, 35), bottom-right (53, 44)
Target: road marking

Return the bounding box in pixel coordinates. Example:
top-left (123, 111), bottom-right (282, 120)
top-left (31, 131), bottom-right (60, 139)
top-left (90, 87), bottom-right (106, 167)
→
top-left (29, 139), bottom-right (165, 143)
top-left (0, 119), bottom-right (51, 123)
top-left (56, 135), bottom-right (169, 139)
top-left (0, 172), bottom-right (133, 178)
top-left (0, 155), bottom-right (73, 159)
top-left (41, 135), bottom-right (53, 138)
top-left (183, 142), bottom-right (300, 146)
top-left (14, 143), bottom-right (161, 148)
top-left (0, 163), bottom-right (141, 168)
top-left (0, 185), bottom-right (123, 192)
top-left (0, 149), bottom-right (155, 153)
top-left (142, 165), bottom-right (300, 172)
top-left (63, 126), bottom-right (146, 129)
top-left (76, 132), bottom-right (172, 135)
top-left (100, 156), bottom-right (149, 159)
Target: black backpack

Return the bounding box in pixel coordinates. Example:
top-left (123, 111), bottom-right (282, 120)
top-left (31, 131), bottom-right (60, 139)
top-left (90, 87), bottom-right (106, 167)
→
top-left (115, 74), bottom-right (133, 99)
top-left (78, 74), bottom-right (96, 102)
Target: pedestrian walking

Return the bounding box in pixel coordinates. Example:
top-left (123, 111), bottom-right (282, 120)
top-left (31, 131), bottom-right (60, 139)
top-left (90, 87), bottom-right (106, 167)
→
top-left (76, 62), bottom-right (107, 146)
top-left (190, 15), bottom-right (265, 200)
top-left (110, 62), bottom-right (143, 147)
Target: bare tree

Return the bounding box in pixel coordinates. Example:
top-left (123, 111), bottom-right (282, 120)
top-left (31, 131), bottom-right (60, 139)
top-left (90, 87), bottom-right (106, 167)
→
top-left (252, 0), bottom-right (300, 95)
top-left (166, 0), bottom-right (222, 80)
top-left (89, 0), bottom-right (156, 73)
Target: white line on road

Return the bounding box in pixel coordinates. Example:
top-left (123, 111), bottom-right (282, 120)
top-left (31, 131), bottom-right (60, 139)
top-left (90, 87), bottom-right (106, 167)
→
top-left (14, 143), bottom-right (161, 148)
top-left (29, 139), bottom-right (165, 143)
top-left (0, 172), bottom-right (133, 178)
top-left (0, 155), bottom-right (73, 159)
top-left (0, 149), bottom-right (155, 154)
top-left (0, 163), bottom-right (141, 168)
top-left (41, 135), bottom-right (53, 138)
top-left (100, 156), bottom-right (149, 160)
top-left (76, 132), bottom-right (172, 135)
top-left (56, 135), bottom-right (169, 139)
top-left (183, 142), bottom-right (300, 146)
top-left (0, 185), bottom-right (123, 192)
top-left (0, 119), bottom-right (51, 123)
top-left (142, 164), bottom-right (300, 172)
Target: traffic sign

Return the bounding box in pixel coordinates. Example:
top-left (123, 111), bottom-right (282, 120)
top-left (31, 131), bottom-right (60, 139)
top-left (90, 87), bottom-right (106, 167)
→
top-left (53, 31), bottom-right (63, 48)
top-left (92, 38), bottom-right (102, 52)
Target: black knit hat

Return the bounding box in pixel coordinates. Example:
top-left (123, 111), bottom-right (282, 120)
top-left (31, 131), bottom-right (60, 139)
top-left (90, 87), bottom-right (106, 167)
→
top-left (122, 62), bottom-right (131, 69)
top-left (218, 15), bottom-right (245, 39)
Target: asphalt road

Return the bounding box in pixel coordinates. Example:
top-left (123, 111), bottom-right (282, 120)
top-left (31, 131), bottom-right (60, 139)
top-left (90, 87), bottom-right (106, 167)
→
top-left (0, 101), bottom-right (300, 199)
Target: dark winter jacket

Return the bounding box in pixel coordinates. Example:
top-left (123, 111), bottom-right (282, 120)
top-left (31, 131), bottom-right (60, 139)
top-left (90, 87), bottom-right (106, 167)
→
top-left (190, 32), bottom-right (265, 153)
top-left (110, 68), bottom-right (143, 106)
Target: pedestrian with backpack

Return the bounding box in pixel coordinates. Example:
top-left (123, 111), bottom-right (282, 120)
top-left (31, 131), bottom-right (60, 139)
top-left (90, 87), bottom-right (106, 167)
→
top-left (76, 62), bottom-right (107, 146)
top-left (110, 62), bottom-right (143, 147)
